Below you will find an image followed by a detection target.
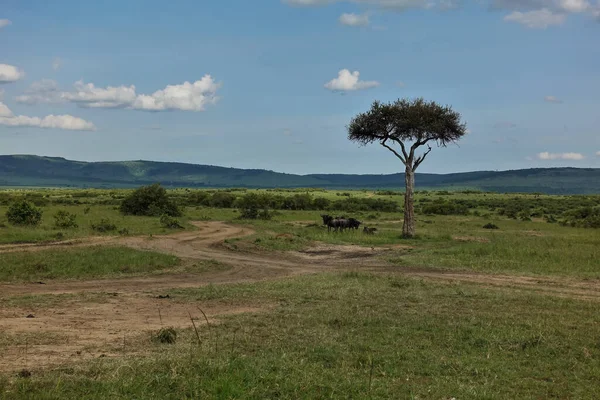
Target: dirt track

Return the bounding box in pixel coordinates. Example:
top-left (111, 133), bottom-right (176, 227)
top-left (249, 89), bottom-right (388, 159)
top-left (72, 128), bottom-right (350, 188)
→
top-left (1, 221), bottom-right (600, 371)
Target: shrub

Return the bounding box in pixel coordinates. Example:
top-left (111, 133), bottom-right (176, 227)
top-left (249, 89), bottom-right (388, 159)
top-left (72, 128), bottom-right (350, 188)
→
top-left (421, 200), bottom-right (469, 216)
top-left (236, 193), bottom-right (273, 220)
top-left (120, 184), bottom-right (181, 217)
top-left (483, 223), bottom-right (499, 229)
top-left (160, 214), bottom-right (183, 229)
top-left (6, 201), bottom-right (43, 226)
top-left (561, 206), bottom-right (600, 228)
top-left (91, 218), bottom-right (117, 232)
top-left (53, 210), bottom-right (78, 229)
top-left (153, 327), bottom-right (177, 344)
top-left (518, 211), bottom-right (532, 222)
top-left (208, 192), bottom-right (237, 208)
top-left (312, 197), bottom-right (331, 210)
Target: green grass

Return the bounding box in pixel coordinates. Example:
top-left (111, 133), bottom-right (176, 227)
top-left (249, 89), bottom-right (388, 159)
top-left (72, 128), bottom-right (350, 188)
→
top-left (0, 204), bottom-right (194, 244)
top-left (217, 212), bottom-right (600, 278)
top-left (2, 273), bottom-right (599, 399)
top-left (0, 247), bottom-right (179, 282)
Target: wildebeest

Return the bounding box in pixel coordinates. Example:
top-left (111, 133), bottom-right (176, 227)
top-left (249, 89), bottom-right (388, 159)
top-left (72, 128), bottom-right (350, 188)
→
top-left (320, 214), bottom-right (361, 232)
top-left (347, 217), bottom-right (361, 230)
top-left (363, 226), bottom-right (377, 235)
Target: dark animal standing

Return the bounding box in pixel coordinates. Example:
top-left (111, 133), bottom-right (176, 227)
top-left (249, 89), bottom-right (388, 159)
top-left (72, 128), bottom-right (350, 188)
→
top-left (348, 218), bottom-right (361, 230)
top-left (320, 214), bottom-right (361, 232)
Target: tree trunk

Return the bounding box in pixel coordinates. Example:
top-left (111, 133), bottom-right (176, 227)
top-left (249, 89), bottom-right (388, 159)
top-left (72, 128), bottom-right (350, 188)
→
top-left (402, 165), bottom-right (415, 238)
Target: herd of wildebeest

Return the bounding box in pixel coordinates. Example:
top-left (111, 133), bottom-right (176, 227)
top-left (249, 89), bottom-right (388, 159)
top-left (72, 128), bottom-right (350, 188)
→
top-left (320, 214), bottom-right (377, 234)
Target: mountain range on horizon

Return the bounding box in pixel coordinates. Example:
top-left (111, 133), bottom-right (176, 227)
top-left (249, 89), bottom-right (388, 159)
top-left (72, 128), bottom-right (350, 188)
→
top-left (1, 155), bottom-right (599, 195)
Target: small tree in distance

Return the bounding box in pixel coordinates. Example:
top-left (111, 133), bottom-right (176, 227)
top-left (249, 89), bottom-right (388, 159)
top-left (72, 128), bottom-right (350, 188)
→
top-left (347, 98), bottom-right (467, 238)
top-left (120, 183), bottom-right (181, 217)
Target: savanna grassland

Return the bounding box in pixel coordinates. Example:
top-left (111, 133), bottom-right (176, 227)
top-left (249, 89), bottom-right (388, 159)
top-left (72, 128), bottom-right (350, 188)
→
top-left (1, 186), bottom-right (600, 399)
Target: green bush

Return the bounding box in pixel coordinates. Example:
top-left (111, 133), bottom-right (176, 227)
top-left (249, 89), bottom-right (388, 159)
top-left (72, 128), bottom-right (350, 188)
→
top-left (561, 206), bottom-right (600, 228)
top-left (160, 214), bottom-right (183, 229)
top-left (208, 192), bottom-right (237, 208)
top-left (236, 193), bottom-right (273, 220)
top-left (312, 197), bottom-right (331, 210)
top-left (6, 201), bottom-right (43, 226)
top-left (421, 200), bottom-right (469, 216)
top-left (53, 210), bottom-right (78, 229)
top-left (91, 218), bottom-right (117, 232)
top-left (120, 184), bottom-right (181, 217)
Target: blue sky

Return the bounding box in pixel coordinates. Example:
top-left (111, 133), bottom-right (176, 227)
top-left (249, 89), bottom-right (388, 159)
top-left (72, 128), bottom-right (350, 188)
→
top-left (1, 0), bottom-right (599, 174)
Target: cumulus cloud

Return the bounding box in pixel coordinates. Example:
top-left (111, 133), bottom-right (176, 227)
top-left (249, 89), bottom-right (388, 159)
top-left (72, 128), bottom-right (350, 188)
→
top-left (494, 0), bottom-right (598, 26)
top-left (0, 64), bottom-right (25, 84)
top-left (544, 95), bottom-right (562, 103)
top-left (286, 0), bottom-right (599, 26)
top-left (537, 151), bottom-right (585, 160)
top-left (285, 0), bottom-right (435, 11)
top-left (16, 79), bottom-right (64, 104)
top-left (339, 12), bottom-right (370, 26)
top-left (504, 8), bottom-right (566, 28)
top-left (0, 102), bottom-right (12, 118)
top-left (64, 80), bottom-right (138, 108)
top-left (324, 69), bottom-right (379, 91)
top-left (0, 101), bottom-right (95, 131)
top-left (130, 76), bottom-right (220, 111)
top-left (0, 19), bottom-right (11, 29)
top-left (17, 75), bottom-right (221, 112)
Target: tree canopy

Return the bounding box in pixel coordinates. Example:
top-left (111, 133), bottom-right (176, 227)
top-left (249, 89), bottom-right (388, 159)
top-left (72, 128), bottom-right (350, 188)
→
top-left (347, 98), bottom-right (467, 170)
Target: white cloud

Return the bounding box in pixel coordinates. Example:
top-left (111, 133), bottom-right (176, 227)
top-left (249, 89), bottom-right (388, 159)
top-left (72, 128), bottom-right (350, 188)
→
top-left (0, 64), bottom-right (25, 84)
top-left (284, 0), bottom-right (434, 11)
top-left (504, 8), bottom-right (566, 28)
top-left (324, 69), bottom-right (379, 91)
top-left (0, 19), bottom-right (11, 29)
top-left (0, 101), bottom-right (95, 131)
top-left (286, 0), bottom-right (599, 26)
top-left (596, 151), bottom-right (600, 157)
top-left (339, 12), bottom-right (370, 26)
top-left (15, 79), bottom-right (64, 104)
top-left (0, 102), bottom-right (13, 118)
top-left (131, 75), bottom-right (220, 111)
top-left (537, 151), bottom-right (585, 160)
top-left (47, 75), bottom-right (221, 112)
top-left (557, 0), bottom-right (590, 13)
top-left (544, 95), bottom-right (562, 103)
top-left (52, 57), bottom-right (62, 71)
top-left (64, 80), bottom-right (137, 108)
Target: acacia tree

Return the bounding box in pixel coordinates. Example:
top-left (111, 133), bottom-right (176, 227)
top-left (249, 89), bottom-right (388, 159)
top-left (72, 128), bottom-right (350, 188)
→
top-left (347, 98), bottom-right (467, 238)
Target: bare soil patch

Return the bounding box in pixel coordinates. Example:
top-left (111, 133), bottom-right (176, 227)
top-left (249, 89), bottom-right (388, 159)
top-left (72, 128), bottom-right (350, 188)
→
top-left (0, 294), bottom-right (268, 372)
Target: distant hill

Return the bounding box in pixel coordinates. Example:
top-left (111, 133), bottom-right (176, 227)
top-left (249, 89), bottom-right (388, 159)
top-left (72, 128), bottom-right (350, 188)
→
top-left (1, 155), bottom-right (599, 194)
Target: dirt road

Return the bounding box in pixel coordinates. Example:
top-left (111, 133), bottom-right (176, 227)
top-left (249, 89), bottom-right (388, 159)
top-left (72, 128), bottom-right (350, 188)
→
top-left (1, 221), bottom-right (599, 371)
